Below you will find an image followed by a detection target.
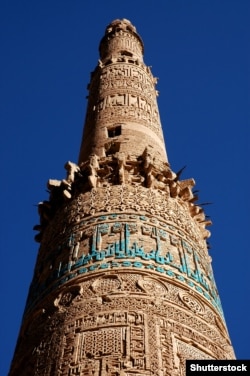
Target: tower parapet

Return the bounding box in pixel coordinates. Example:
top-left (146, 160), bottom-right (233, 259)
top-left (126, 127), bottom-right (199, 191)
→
top-left (9, 20), bottom-right (235, 376)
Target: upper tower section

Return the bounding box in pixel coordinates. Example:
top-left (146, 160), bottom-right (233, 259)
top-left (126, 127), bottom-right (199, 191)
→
top-left (78, 19), bottom-right (168, 165)
top-left (99, 19), bottom-right (144, 63)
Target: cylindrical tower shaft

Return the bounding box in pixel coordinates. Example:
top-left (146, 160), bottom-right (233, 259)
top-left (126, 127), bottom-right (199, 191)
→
top-left (9, 19), bottom-right (235, 376)
top-left (78, 19), bottom-right (167, 164)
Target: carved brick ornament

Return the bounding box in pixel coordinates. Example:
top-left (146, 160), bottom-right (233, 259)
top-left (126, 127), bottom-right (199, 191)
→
top-left (9, 19), bottom-right (235, 376)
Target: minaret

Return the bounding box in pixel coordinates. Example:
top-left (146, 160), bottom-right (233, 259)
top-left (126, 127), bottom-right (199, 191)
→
top-left (9, 19), bottom-right (235, 376)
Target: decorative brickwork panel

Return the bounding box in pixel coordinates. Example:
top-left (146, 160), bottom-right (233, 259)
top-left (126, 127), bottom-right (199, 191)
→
top-left (174, 338), bottom-right (213, 376)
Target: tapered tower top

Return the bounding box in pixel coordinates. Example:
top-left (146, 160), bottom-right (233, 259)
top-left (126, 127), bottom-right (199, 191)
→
top-left (99, 19), bottom-right (144, 62)
top-left (78, 19), bottom-right (168, 165)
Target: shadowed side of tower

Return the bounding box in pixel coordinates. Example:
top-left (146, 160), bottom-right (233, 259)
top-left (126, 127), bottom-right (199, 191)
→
top-left (9, 19), bottom-right (234, 376)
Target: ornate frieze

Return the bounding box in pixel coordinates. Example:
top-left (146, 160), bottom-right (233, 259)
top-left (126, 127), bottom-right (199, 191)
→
top-left (27, 208), bottom-right (221, 318)
top-left (12, 271), bottom-right (234, 376)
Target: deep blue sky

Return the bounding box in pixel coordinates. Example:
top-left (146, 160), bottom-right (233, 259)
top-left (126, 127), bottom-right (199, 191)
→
top-left (1, 0), bottom-right (249, 373)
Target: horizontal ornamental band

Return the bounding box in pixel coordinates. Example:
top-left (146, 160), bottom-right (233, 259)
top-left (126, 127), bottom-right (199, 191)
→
top-left (26, 213), bottom-right (222, 317)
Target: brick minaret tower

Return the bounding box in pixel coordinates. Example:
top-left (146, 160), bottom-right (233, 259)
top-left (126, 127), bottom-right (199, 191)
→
top-left (9, 19), bottom-right (235, 376)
